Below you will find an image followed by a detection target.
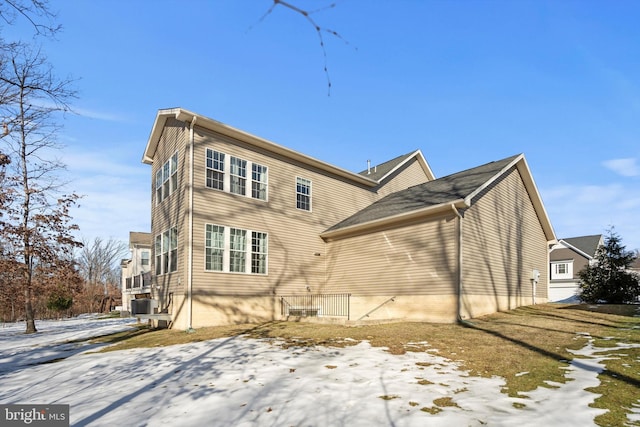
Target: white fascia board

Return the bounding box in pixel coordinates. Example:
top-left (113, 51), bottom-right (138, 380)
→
top-left (143, 108), bottom-right (379, 187)
top-left (320, 200), bottom-right (465, 241)
top-left (377, 149), bottom-right (436, 183)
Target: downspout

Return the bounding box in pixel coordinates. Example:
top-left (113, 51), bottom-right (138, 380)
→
top-left (451, 205), bottom-right (463, 322)
top-left (187, 115), bottom-right (197, 332)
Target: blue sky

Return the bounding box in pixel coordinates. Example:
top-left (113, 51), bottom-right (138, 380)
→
top-left (3, 0), bottom-right (640, 250)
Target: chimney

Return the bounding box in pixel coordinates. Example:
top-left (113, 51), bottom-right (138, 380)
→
top-left (367, 160), bottom-right (371, 175)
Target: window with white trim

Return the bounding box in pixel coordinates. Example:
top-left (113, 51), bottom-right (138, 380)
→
top-left (205, 224), bottom-right (224, 271)
top-left (296, 177), bottom-right (311, 211)
top-left (252, 164), bottom-right (268, 200)
top-left (155, 152), bottom-right (178, 204)
top-left (141, 251), bottom-right (150, 266)
top-left (551, 261), bottom-right (573, 280)
top-left (204, 224), bottom-right (268, 274)
top-left (155, 227), bottom-right (177, 275)
top-left (205, 149), bottom-right (267, 200)
top-left (206, 149), bottom-right (225, 190)
top-left (251, 231), bottom-right (268, 274)
top-left (230, 157), bottom-right (247, 196)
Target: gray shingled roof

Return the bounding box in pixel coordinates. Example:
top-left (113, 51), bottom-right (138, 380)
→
top-left (327, 154), bottom-right (521, 232)
top-left (358, 152), bottom-right (416, 181)
top-left (562, 235), bottom-right (602, 258)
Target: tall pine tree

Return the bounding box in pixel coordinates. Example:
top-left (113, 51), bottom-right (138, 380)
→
top-left (578, 228), bottom-right (640, 304)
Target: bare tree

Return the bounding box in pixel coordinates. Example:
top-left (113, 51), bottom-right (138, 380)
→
top-left (77, 237), bottom-right (128, 292)
top-left (0, 42), bottom-right (79, 333)
top-left (0, 0), bottom-right (60, 37)
top-left (76, 237), bottom-right (128, 312)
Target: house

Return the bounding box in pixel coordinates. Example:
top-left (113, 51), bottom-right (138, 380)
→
top-left (120, 231), bottom-right (152, 315)
top-left (548, 234), bottom-right (603, 302)
top-left (141, 108), bottom-right (556, 329)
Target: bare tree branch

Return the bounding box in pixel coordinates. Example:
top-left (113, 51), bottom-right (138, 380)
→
top-left (250, 0), bottom-right (353, 96)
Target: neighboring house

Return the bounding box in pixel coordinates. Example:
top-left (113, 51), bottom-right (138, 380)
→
top-left (141, 108), bottom-right (556, 329)
top-left (120, 231), bottom-right (152, 314)
top-left (548, 234), bottom-right (603, 302)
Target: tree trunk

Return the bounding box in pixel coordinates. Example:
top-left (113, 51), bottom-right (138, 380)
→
top-left (24, 283), bottom-right (37, 333)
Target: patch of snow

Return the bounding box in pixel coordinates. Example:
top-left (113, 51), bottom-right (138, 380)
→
top-left (0, 317), bottom-right (635, 426)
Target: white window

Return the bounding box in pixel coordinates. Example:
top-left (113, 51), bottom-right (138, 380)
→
top-left (206, 149), bottom-right (225, 190)
top-left (251, 231), bottom-right (268, 274)
top-left (551, 261), bottom-right (573, 280)
top-left (251, 163), bottom-right (268, 200)
top-left (230, 157), bottom-right (247, 196)
top-left (205, 224), bottom-right (267, 275)
top-left (141, 251), bottom-right (150, 266)
top-left (205, 149), bottom-right (267, 200)
top-left (205, 224), bottom-right (224, 271)
top-left (155, 152), bottom-right (178, 203)
top-left (296, 177), bottom-right (311, 211)
top-left (155, 227), bottom-right (178, 275)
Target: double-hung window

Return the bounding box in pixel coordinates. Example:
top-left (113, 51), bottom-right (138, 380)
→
top-left (155, 227), bottom-right (178, 275)
top-left (205, 149), bottom-right (267, 200)
top-left (229, 228), bottom-right (247, 273)
top-left (205, 224), bottom-right (268, 274)
top-left (206, 149), bottom-right (225, 190)
top-left (251, 232), bottom-right (268, 274)
top-left (155, 152), bottom-right (178, 203)
top-left (205, 224), bottom-right (224, 271)
top-left (251, 164), bottom-right (268, 200)
top-left (296, 177), bottom-right (311, 211)
top-left (230, 157), bottom-right (247, 196)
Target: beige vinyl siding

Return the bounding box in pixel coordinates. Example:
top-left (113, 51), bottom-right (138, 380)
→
top-left (150, 118), bottom-right (188, 307)
top-left (324, 213), bottom-right (458, 296)
top-left (461, 166), bottom-right (549, 307)
top-left (189, 126), bottom-right (381, 296)
top-left (375, 158), bottom-right (431, 198)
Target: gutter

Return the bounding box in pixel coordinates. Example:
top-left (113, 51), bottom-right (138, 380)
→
top-left (186, 115), bottom-right (196, 331)
top-left (321, 199), bottom-right (469, 242)
top-left (451, 205), bottom-right (464, 322)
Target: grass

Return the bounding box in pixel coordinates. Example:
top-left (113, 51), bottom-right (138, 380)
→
top-left (90, 303), bottom-right (640, 426)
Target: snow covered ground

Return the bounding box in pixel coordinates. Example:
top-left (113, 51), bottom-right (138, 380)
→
top-left (0, 316), bottom-right (637, 426)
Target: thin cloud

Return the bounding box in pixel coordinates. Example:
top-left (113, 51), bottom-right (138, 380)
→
top-left (603, 158), bottom-right (639, 177)
top-left (73, 106), bottom-right (130, 123)
top-left (541, 183), bottom-right (640, 250)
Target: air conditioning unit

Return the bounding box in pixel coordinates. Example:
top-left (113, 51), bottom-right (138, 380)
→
top-left (131, 298), bottom-right (157, 315)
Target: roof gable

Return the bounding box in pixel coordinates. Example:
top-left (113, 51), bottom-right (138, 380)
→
top-left (322, 154), bottom-right (556, 242)
top-left (359, 150), bottom-right (435, 182)
top-left (143, 108), bottom-right (379, 187)
top-left (558, 234), bottom-right (602, 259)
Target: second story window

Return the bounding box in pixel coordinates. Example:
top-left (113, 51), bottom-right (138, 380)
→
top-left (141, 251), bottom-right (150, 266)
top-left (230, 157), bottom-right (247, 195)
top-left (155, 152), bottom-right (178, 204)
top-left (252, 164), bottom-right (268, 200)
top-left (296, 177), bottom-right (311, 211)
top-left (206, 148), bottom-right (267, 201)
top-left (206, 149), bottom-right (225, 190)
top-left (551, 261), bottom-right (572, 280)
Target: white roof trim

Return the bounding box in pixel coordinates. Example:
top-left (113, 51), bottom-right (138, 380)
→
top-left (142, 108), bottom-right (379, 187)
top-left (377, 149), bottom-right (436, 182)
